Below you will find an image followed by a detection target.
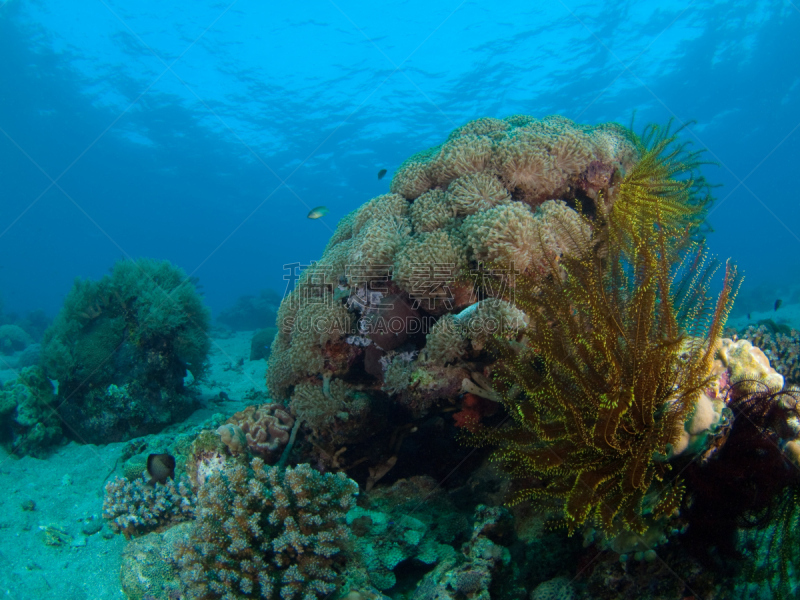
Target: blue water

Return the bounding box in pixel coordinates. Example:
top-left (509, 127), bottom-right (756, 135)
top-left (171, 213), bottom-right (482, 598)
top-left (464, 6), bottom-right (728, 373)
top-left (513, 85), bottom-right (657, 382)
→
top-left (1, 1), bottom-right (797, 319)
top-left (1, 4), bottom-right (800, 598)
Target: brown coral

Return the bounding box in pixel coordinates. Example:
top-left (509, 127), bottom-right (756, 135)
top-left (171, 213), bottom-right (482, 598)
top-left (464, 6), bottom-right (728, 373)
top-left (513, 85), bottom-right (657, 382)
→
top-left (225, 403), bottom-right (295, 461)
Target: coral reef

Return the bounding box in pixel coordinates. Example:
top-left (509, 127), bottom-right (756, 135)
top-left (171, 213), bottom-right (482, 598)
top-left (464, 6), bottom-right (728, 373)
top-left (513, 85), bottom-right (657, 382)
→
top-left (410, 505), bottom-right (522, 600)
top-left (0, 323), bottom-right (32, 354)
top-left (99, 115), bottom-right (800, 599)
top-left (41, 258), bottom-right (211, 443)
top-left (342, 475), bottom-right (472, 593)
top-left (176, 459), bottom-right (358, 599)
top-left (739, 323), bottom-right (800, 386)
top-left (119, 522), bottom-right (191, 600)
top-left (266, 114), bottom-right (639, 478)
top-left (103, 474), bottom-right (196, 539)
top-left (0, 365), bottom-right (63, 456)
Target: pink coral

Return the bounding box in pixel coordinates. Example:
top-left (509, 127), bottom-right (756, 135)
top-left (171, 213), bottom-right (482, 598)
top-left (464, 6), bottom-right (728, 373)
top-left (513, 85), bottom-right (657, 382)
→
top-left (225, 403), bottom-right (294, 461)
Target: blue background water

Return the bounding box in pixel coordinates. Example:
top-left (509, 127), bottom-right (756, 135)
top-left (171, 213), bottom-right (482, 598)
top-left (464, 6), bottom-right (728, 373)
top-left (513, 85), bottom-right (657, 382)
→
top-left (1, 0), bottom-right (797, 320)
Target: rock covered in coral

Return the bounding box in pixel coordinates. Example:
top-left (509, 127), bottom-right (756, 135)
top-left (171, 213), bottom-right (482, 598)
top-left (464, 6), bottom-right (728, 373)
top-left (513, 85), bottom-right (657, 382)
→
top-left (410, 505), bottom-right (521, 600)
top-left (176, 459), bottom-right (358, 599)
top-left (0, 365), bottom-right (63, 456)
top-left (529, 577), bottom-right (576, 600)
top-left (342, 475), bottom-right (471, 592)
top-left (717, 336), bottom-right (785, 392)
top-left (265, 115), bottom-right (636, 477)
top-left (0, 323), bottom-right (32, 354)
top-left (739, 323), bottom-right (800, 386)
top-left (103, 474), bottom-right (196, 539)
top-left (119, 522), bottom-right (191, 600)
top-left (41, 258), bottom-right (211, 443)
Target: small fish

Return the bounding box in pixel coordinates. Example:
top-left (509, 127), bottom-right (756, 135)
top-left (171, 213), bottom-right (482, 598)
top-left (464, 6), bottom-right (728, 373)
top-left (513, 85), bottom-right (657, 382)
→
top-left (307, 206), bottom-right (329, 219)
top-left (146, 453), bottom-right (175, 485)
top-left (377, 169), bottom-right (387, 180)
top-left (775, 299), bottom-right (783, 311)
top-left (747, 312), bottom-right (751, 320)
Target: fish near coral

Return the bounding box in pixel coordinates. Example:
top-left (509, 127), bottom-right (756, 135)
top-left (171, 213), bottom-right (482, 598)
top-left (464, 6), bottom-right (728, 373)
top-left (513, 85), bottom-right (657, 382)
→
top-left (146, 453), bottom-right (175, 485)
top-left (378, 168), bottom-right (387, 180)
top-left (307, 206), bottom-right (329, 219)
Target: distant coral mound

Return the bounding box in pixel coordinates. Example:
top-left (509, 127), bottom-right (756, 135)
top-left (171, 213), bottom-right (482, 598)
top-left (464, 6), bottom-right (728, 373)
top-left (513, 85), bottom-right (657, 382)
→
top-left (41, 258), bottom-right (211, 443)
top-left (217, 288), bottom-right (280, 331)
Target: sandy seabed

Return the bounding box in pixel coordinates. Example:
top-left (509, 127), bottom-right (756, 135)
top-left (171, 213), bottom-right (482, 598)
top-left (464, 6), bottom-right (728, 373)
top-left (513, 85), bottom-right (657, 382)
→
top-left (0, 330), bottom-right (266, 600)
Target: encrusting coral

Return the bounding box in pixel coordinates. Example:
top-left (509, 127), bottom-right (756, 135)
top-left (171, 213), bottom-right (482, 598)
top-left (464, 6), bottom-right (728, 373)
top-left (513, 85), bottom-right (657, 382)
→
top-left (175, 459), bottom-right (358, 599)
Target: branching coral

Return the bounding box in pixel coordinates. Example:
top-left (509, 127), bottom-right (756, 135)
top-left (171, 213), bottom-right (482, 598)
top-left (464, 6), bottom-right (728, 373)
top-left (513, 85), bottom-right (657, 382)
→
top-left (103, 475), bottom-right (196, 539)
top-left (176, 459), bottom-right (358, 599)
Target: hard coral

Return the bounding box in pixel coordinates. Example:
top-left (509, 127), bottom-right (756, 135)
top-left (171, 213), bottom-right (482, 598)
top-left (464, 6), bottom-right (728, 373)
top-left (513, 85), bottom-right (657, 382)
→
top-left (103, 475), bottom-right (196, 540)
top-left (176, 460), bottom-right (358, 600)
top-left (740, 323), bottom-right (800, 386)
top-left (225, 403), bottom-right (294, 461)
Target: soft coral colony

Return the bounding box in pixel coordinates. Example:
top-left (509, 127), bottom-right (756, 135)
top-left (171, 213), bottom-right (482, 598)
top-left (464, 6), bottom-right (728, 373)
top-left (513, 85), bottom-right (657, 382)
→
top-left (102, 115), bottom-right (800, 599)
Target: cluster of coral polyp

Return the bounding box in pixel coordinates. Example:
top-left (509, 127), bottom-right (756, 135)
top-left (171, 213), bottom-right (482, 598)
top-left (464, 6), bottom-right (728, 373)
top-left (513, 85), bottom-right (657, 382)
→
top-left (266, 115), bottom-right (637, 457)
top-left (175, 459), bottom-right (357, 599)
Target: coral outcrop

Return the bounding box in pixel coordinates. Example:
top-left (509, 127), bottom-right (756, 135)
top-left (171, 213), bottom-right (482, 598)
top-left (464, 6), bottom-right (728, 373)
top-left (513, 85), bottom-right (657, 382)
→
top-left (41, 258), bottom-right (211, 443)
top-left (0, 323), bottom-right (32, 354)
top-left (0, 365), bottom-right (63, 456)
top-left (267, 115), bottom-right (638, 472)
top-left (739, 323), bottom-right (800, 386)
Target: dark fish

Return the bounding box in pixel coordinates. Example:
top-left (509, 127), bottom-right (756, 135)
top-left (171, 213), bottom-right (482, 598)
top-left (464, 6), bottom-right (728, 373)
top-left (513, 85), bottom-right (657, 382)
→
top-left (307, 206), bottom-right (329, 219)
top-left (775, 299), bottom-right (783, 311)
top-left (747, 312), bottom-right (751, 320)
top-left (146, 453), bottom-right (175, 485)
top-left (377, 169), bottom-right (387, 180)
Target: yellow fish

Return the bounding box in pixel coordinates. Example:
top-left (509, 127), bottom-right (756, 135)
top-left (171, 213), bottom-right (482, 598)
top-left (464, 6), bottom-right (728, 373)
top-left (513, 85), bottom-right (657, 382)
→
top-left (307, 206), bottom-right (329, 219)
